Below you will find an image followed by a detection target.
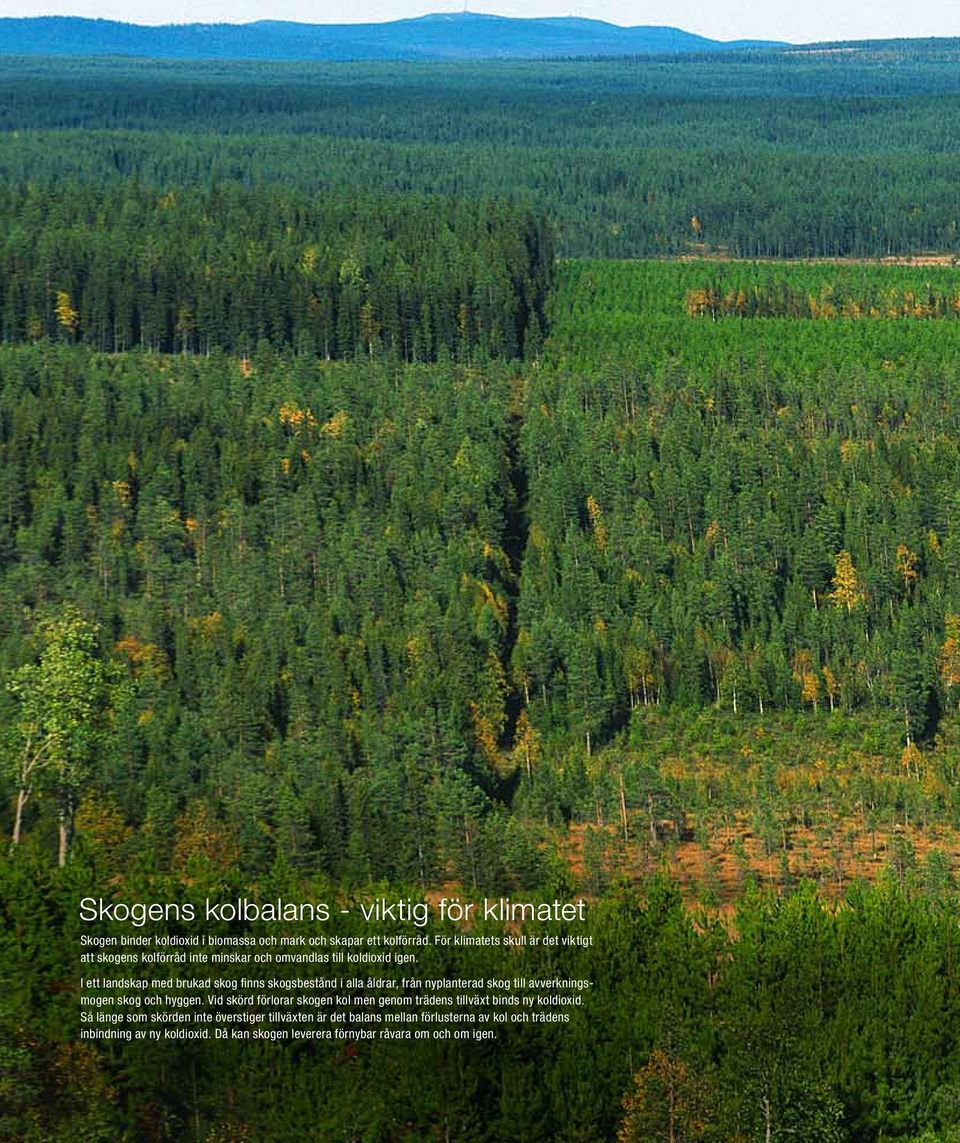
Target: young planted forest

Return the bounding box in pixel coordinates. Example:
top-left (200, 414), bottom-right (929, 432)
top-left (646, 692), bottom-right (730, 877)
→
top-left (4, 41), bottom-right (960, 1141)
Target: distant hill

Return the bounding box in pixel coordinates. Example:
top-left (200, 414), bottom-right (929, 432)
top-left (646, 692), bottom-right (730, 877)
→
top-left (0, 13), bottom-right (787, 61)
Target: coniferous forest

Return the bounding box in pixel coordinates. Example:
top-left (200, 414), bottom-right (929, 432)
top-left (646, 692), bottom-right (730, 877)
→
top-left (6, 40), bottom-right (960, 1141)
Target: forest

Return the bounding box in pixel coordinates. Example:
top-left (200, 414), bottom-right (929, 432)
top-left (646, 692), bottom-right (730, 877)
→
top-left (4, 42), bottom-right (960, 1142)
top-left (0, 184), bottom-right (552, 358)
top-left (4, 44), bottom-right (960, 257)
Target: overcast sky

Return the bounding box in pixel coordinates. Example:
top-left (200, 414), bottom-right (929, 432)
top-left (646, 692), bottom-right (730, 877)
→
top-left (5, 0), bottom-right (960, 46)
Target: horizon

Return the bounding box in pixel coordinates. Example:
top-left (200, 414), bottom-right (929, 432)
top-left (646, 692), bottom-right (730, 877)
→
top-left (4, 3), bottom-right (960, 48)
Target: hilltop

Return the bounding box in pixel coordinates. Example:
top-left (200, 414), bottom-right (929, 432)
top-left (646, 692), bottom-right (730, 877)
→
top-left (0, 13), bottom-right (785, 61)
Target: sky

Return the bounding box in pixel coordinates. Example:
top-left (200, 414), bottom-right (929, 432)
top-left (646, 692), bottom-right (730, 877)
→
top-left (4, 0), bottom-right (960, 46)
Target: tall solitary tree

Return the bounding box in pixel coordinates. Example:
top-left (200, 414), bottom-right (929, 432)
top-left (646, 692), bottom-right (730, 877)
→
top-left (7, 608), bottom-right (111, 865)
